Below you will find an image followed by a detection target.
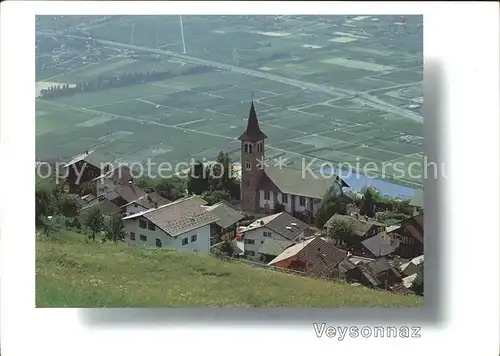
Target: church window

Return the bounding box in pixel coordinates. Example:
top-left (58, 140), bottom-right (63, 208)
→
top-left (244, 144), bottom-right (248, 153)
top-left (245, 161), bottom-right (251, 170)
top-left (248, 144), bottom-right (253, 154)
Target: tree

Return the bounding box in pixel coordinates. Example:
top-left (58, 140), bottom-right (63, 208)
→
top-left (273, 201), bottom-right (286, 213)
top-left (315, 183), bottom-right (348, 228)
top-left (155, 176), bottom-right (186, 201)
top-left (219, 241), bottom-right (235, 257)
top-left (187, 160), bottom-right (208, 194)
top-left (359, 187), bottom-right (376, 218)
top-left (58, 195), bottom-right (80, 218)
top-left (35, 186), bottom-right (56, 226)
top-left (202, 189), bottom-right (232, 206)
top-left (41, 215), bottom-right (57, 241)
top-left (80, 181), bottom-right (95, 196)
top-left (85, 207), bottom-right (105, 242)
top-left (105, 213), bottom-right (126, 243)
top-left (325, 219), bottom-right (355, 246)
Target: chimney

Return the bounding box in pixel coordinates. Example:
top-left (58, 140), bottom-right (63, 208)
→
top-left (85, 150), bottom-right (89, 155)
top-left (153, 202), bottom-right (158, 209)
top-left (260, 220), bottom-right (264, 226)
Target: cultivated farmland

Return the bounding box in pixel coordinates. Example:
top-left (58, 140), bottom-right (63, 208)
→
top-left (36, 15), bottom-right (423, 189)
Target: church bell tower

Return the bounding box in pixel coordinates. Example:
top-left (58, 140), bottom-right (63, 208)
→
top-left (239, 101), bottom-right (267, 213)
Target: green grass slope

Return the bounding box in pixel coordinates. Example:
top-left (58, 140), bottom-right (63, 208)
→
top-left (36, 230), bottom-right (423, 307)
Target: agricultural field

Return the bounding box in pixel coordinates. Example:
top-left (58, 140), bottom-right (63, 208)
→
top-left (36, 15), bottom-right (423, 190)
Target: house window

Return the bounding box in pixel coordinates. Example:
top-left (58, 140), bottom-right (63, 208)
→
top-left (263, 232), bottom-right (272, 237)
top-left (134, 203), bottom-right (138, 208)
top-left (282, 194), bottom-right (288, 204)
top-left (191, 234), bottom-right (197, 242)
top-left (273, 192), bottom-right (277, 201)
top-left (244, 239), bottom-right (255, 245)
top-left (139, 219), bottom-right (147, 229)
top-left (264, 191), bottom-right (270, 200)
top-left (299, 196), bottom-right (306, 206)
top-left (130, 232), bottom-right (135, 241)
top-left (147, 221), bottom-right (156, 231)
top-left (182, 238), bottom-right (189, 245)
top-left (140, 235), bottom-right (147, 242)
top-left (245, 161), bottom-right (251, 171)
top-left (245, 251), bottom-right (255, 257)
top-left (156, 238), bottom-right (162, 248)
top-left (261, 240), bottom-right (264, 244)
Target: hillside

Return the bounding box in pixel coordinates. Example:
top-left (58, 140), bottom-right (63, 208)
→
top-left (36, 230), bottom-right (423, 307)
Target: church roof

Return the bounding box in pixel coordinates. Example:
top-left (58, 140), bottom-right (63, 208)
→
top-left (258, 166), bottom-right (349, 200)
top-left (238, 101), bottom-right (268, 142)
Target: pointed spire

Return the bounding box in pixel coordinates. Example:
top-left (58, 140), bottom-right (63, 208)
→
top-left (238, 101), bottom-right (268, 142)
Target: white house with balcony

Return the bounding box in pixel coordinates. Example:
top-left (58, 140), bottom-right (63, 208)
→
top-left (235, 212), bottom-right (316, 262)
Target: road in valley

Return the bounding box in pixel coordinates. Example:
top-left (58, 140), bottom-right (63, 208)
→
top-left (38, 30), bottom-right (423, 123)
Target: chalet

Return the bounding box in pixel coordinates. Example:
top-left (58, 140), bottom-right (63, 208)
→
top-left (398, 255), bottom-right (424, 277)
top-left (392, 213), bottom-right (424, 259)
top-left (340, 256), bottom-right (402, 290)
top-left (121, 192), bottom-right (170, 216)
top-left (235, 212), bottom-right (315, 262)
top-left (361, 232), bottom-right (401, 258)
top-left (202, 201), bottom-right (245, 246)
top-left (123, 195), bottom-right (219, 253)
top-left (92, 164), bottom-right (137, 195)
top-left (63, 150), bottom-right (106, 194)
top-left (268, 236), bottom-right (347, 278)
top-left (323, 213), bottom-right (386, 241)
top-left (98, 183), bottom-right (147, 208)
top-left (239, 101), bottom-right (349, 223)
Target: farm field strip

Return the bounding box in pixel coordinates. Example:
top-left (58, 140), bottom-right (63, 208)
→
top-left (41, 31), bottom-right (422, 123)
top-left (38, 98), bottom-right (422, 185)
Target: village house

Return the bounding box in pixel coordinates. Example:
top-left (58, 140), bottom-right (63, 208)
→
top-left (361, 232), bottom-right (401, 258)
top-left (92, 164), bottom-right (137, 195)
top-left (121, 192), bottom-right (170, 216)
top-left (339, 255), bottom-right (402, 290)
top-left (63, 150), bottom-right (105, 194)
top-left (392, 212), bottom-right (424, 259)
top-left (268, 236), bottom-right (348, 278)
top-left (398, 255), bottom-right (424, 277)
top-left (323, 213), bottom-right (386, 242)
top-left (122, 195), bottom-right (219, 253)
top-left (202, 201), bottom-right (245, 246)
top-left (235, 211), bottom-right (315, 262)
top-left (238, 101), bottom-right (349, 223)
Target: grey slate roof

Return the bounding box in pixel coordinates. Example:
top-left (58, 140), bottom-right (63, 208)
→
top-left (240, 212), bottom-right (311, 241)
top-left (261, 166), bottom-right (349, 200)
top-left (204, 201), bottom-right (244, 229)
top-left (124, 195), bottom-right (219, 237)
top-left (64, 149), bottom-right (108, 169)
top-left (361, 234), bottom-right (401, 258)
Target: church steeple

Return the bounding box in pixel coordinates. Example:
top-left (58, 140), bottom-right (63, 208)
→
top-left (238, 101), bottom-right (268, 142)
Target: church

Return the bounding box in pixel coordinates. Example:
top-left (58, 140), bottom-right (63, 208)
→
top-left (239, 101), bottom-right (349, 222)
